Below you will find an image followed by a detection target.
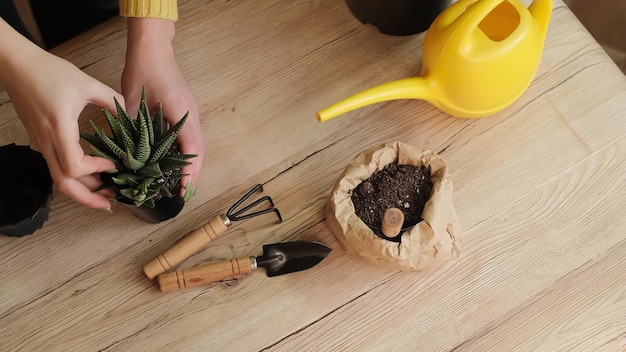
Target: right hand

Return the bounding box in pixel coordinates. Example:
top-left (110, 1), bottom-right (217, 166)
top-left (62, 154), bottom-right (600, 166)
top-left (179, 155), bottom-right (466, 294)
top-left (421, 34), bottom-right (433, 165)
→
top-left (122, 18), bottom-right (205, 200)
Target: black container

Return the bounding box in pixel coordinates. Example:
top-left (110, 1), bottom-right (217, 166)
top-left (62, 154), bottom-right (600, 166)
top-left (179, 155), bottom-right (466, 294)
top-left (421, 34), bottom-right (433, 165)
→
top-left (100, 173), bottom-right (184, 223)
top-left (118, 186), bottom-right (184, 223)
top-left (0, 144), bottom-right (53, 237)
top-left (345, 0), bottom-right (452, 36)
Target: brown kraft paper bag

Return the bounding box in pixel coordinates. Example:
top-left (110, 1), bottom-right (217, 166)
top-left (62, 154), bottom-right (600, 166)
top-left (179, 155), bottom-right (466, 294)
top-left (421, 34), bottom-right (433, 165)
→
top-left (325, 141), bottom-right (463, 270)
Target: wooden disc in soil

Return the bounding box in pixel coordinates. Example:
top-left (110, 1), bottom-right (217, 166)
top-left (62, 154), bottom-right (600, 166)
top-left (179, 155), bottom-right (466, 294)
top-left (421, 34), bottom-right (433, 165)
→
top-left (382, 207), bottom-right (404, 238)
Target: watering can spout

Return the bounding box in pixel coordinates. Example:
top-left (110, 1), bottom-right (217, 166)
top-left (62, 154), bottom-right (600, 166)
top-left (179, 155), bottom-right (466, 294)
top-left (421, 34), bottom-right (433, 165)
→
top-left (528, 0), bottom-right (552, 42)
top-left (317, 77), bottom-right (432, 122)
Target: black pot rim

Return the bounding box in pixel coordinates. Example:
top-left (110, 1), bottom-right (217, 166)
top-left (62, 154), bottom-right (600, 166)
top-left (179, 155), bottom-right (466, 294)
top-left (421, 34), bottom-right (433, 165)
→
top-left (0, 143), bottom-right (53, 237)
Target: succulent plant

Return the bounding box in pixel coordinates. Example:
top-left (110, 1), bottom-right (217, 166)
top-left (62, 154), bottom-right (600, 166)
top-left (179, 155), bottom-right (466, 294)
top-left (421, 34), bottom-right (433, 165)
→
top-left (81, 90), bottom-right (196, 208)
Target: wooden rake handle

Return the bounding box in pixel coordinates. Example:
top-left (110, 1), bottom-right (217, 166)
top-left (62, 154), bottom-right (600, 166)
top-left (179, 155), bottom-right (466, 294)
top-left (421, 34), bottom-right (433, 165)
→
top-left (157, 256), bottom-right (255, 292)
top-left (143, 214), bottom-right (231, 280)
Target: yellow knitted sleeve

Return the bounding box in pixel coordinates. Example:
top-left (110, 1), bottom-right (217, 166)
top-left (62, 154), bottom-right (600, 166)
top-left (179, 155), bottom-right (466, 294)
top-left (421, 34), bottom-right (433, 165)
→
top-left (119, 0), bottom-right (178, 21)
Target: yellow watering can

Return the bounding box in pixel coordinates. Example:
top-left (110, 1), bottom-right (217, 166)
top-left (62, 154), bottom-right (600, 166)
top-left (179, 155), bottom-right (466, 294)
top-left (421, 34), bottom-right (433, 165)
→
top-left (317, 0), bottom-right (552, 121)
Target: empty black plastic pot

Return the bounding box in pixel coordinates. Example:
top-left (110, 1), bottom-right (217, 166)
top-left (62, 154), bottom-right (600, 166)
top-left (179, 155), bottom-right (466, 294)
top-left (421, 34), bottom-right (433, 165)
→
top-left (345, 0), bottom-right (452, 36)
top-left (0, 144), bottom-right (53, 237)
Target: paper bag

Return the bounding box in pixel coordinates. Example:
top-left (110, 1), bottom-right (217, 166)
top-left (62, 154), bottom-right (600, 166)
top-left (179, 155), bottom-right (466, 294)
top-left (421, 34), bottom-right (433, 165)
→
top-left (326, 141), bottom-right (463, 270)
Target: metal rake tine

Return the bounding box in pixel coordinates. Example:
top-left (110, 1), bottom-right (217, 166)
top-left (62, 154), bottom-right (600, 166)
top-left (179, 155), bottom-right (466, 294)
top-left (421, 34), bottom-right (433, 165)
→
top-left (226, 184), bottom-right (283, 223)
top-left (230, 195), bottom-right (275, 219)
top-left (227, 184), bottom-right (263, 216)
top-left (231, 207), bottom-right (282, 223)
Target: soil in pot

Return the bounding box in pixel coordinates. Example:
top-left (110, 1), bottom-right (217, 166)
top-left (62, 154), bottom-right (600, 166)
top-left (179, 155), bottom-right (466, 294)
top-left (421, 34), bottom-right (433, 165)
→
top-left (351, 163), bottom-right (433, 242)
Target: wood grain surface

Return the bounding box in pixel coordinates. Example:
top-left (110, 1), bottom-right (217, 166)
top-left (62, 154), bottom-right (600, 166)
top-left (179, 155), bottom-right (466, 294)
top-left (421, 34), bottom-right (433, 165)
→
top-left (0, 0), bottom-right (624, 351)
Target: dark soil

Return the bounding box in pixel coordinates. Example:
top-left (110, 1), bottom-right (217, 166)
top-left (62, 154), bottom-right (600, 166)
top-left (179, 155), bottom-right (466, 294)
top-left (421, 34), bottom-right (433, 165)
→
top-left (351, 163), bottom-right (433, 242)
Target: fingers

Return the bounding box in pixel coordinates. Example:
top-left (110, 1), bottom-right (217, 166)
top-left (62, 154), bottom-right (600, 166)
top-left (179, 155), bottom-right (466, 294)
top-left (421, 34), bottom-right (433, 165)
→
top-left (43, 143), bottom-right (113, 209)
top-left (57, 177), bottom-right (112, 209)
top-left (55, 116), bottom-right (116, 178)
top-left (77, 175), bottom-right (116, 198)
top-left (48, 81), bottom-right (121, 209)
top-left (161, 97), bottom-right (205, 198)
top-left (179, 143), bottom-right (203, 198)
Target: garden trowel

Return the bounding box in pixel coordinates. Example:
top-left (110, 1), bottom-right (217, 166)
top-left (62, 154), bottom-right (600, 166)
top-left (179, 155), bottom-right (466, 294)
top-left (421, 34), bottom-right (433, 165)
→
top-left (157, 241), bottom-right (332, 292)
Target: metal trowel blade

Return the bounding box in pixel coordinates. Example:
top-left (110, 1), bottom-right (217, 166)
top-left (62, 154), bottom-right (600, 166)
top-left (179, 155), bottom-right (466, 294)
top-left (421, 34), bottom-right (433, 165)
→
top-left (255, 241), bottom-right (331, 277)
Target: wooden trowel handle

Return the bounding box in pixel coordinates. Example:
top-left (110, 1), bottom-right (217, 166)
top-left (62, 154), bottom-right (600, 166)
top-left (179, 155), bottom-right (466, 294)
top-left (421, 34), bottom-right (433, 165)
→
top-left (143, 214), bottom-right (231, 280)
top-left (157, 256), bottom-right (255, 292)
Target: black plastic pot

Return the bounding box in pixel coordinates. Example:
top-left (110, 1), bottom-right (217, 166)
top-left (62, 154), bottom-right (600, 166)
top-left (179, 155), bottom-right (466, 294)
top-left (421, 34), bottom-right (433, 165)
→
top-left (345, 0), bottom-right (452, 36)
top-left (0, 144), bottom-right (53, 237)
top-left (100, 173), bottom-right (184, 223)
top-left (118, 186), bottom-right (184, 223)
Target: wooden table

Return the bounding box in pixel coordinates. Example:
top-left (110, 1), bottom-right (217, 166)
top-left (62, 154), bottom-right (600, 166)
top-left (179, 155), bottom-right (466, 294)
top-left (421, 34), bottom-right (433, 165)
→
top-left (1, 0), bottom-right (625, 350)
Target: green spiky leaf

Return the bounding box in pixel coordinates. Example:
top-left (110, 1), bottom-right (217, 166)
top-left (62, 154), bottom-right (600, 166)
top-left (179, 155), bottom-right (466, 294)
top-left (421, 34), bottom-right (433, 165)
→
top-left (123, 146), bottom-right (146, 170)
top-left (139, 89), bottom-right (155, 146)
top-left (137, 162), bottom-right (162, 177)
top-left (138, 177), bottom-right (155, 194)
top-left (142, 199), bottom-right (156, 208)
top-left (90, 121), bottom-right (125, 159)
top-left (167, 172), bottom-right (188, 179)
top-left (101, 108), bottom-right (136, 155)
top-left (135, 188), bottom-right (160, 207)
top-left (112, 172), bottom-right (144, 185)
top-left (159, 156), bottom-right (191, 173)
top-left (89, 145), bottom-right (122, 169)
top-left (162, 186), bottom-right (174, 198)
top-left (114, 98), bottom-right (138, 139)
top-left (111, 177), bottom-right (128, 185)
top-left (135, 109), bottom-right (151, 163)
top-left (120, 188), bottom-right (146, 202)
top-left (102, 108), bottom-right (125, 146)
top-left (80, 132), bottom-right (109, 154)
top-left (153, 103), bottom-right (164, 140)
top-left (149, 112), bottom-right (188, 163)
top-left (165, 153), bottom-right (197, 161)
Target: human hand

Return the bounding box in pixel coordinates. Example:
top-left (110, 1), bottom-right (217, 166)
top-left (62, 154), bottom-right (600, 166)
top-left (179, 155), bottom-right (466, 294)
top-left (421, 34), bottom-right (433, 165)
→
top-left (0, 19), bottom-right (123, 209)
top-left (122, 18), bottom-right (204, 200)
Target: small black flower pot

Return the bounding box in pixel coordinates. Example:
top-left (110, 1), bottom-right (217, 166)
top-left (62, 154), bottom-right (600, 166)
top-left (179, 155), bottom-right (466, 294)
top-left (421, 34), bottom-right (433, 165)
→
top-left (118, 186), bottom-right (184, 223)
top-left (345, 0), bottom-right (452, 36)
top-left (0, 144), bottom-right (53, 237)
top-left (100, 173), bottom-right (184, 224)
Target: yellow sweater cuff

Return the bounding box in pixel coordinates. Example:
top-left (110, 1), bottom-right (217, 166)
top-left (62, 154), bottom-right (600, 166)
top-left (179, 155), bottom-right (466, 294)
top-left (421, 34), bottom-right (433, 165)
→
top-left (119, 0), bottom-right (178, 21)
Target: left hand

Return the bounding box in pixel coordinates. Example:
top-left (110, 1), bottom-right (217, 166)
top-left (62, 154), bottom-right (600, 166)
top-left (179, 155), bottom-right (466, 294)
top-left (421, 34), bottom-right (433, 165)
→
top-left (121, 18), bottom-right (204, 200)
top-left (0, 18), bottom-right (121, 209)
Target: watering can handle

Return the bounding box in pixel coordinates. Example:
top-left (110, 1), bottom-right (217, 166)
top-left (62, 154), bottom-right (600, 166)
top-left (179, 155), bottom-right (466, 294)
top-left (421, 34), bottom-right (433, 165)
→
top-left (528, 0), bottom-right (553, 42)
top-left (447, 0), bottom-right (507, 43)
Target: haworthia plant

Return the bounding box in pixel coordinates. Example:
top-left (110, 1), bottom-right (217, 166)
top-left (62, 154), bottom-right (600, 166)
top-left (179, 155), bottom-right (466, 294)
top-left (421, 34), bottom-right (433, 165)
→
top-left (81, 89), bottom-right (196, 208)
